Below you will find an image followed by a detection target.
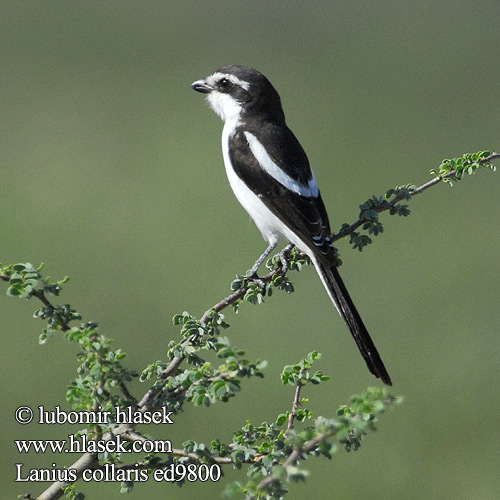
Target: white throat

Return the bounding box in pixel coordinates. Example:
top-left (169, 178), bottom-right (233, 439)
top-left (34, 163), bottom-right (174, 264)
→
top-left (206, 92), bottom-right (242, 122)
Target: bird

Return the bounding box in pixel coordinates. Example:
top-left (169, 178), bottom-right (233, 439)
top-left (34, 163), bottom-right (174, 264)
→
top-left (191, 65), bottom-right (392, 386)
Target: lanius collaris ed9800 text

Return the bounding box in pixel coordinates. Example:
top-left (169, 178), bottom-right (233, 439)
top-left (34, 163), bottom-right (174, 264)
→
top-left (191, 65), bottom-right (391, 386)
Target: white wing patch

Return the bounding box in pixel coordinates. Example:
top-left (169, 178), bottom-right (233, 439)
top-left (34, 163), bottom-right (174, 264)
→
top-left (244, 132), bottom-right (319, 198)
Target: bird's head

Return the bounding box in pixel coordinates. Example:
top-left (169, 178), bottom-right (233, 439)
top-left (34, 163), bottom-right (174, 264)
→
top-left (191, 65), bottom-right (285, 124)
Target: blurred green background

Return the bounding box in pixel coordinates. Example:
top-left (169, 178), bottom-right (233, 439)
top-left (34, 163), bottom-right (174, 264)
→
top-left (2, 1), bottom-right (500, 498)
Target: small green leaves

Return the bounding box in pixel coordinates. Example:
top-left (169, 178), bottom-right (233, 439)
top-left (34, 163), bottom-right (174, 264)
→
top-left (243, 281), bottom-right (265, 304)
top-left (277, 405), bottom-right (313, 427)
top-left (35, 303), bottom-right (82, 343)
top-left (431, 151), bottom-right (495, 184)
top-left (120, 482), bottom-right (134, 494)
top-left (385, 184), bottom-right (414, 202)
top-left (223, 383), bottom-right (399, 498)
top-left (66, 323), bottom-right (138, 414)
top-left (267, 246), bottom-right (310, 273)
top-left (172, 311), bottom-right (206, 340)
top-left (275, 413), bottom-right (288, 426)
top-left (1, 262), bottom-right (42, 298)
top-left (1, 263), bottom-right (78, 343)
top-left (267, 274), bottom-right (294, 295)
top-left (164, 312), bottom-right (267, 412)
top-left (139, 360), bottom-right (168, 382)
top-left (231, 267), bottom-right (298, 307)
top-left (169, 311), bottom-right (233, 370)
top-left (61, 483), bottom-right (86, 500)
top-left (231, 274), bottom-right (245, 291)
top-left (338, 184), bottom-right (414, 252)
top-left (349, 232), bottom-right (373, 251)
top-left (359, 197), bottom-right (385, 235)
top-left (281, 351), bottom-right (329, 386)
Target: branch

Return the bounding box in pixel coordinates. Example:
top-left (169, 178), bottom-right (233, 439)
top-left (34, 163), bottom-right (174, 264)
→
top-left (250, 430), bottom-right (336, 498)
top-left (137, 261), bottom-right (291, 410)
top-left (37, 453), bottom-right (99, 500)
top-left (333, 151), bottom-right (499, 242)
top-left (30, 289), bottom-right (70, 332)
top-left (283, 370), bottom-right (306, 438)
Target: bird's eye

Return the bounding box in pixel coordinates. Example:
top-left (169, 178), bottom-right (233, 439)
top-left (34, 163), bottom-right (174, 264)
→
top-left (219, 78), bottom-right (232, 91)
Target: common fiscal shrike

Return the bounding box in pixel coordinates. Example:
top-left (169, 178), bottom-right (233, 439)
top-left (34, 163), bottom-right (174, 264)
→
top-left (191, 65), bottom-right (392, 386)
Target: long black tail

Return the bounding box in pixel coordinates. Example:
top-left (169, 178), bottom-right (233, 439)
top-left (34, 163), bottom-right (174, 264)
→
top-left (315, 261), bottom-right (392, 386)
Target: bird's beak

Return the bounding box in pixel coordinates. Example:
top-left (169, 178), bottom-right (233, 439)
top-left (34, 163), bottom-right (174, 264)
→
top-left (191, 79), bottom-right (213, 94)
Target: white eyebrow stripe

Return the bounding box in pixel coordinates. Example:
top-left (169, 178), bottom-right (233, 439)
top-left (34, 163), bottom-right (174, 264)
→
top-left (210, 72), bottom-right (250, 90)
top-left (244, 131), bottom-right (319, 198)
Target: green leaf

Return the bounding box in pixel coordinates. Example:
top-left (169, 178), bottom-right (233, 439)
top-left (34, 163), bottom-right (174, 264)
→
top-left (6, 284), bottom-right (22, 296)
top-left (276, 413), bottom-right (288, 426)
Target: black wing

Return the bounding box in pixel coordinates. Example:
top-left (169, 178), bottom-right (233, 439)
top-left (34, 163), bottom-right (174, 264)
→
top-left (229, 122), bottom-right (334, 260)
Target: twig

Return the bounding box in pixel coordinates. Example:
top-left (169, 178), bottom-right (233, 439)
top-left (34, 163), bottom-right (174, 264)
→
top-left (247, 430), bottom-right (336, 499)
top-left (118, 380), bottom-right (136, 403)
top-left (36, 453), bottom-right (99, 500)
top-left (283, 369), bottom-right (306, 438)
top-left (333, 152), bottom-right (500, 242)
top-left (30, 289), bottom-right (71, 332)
